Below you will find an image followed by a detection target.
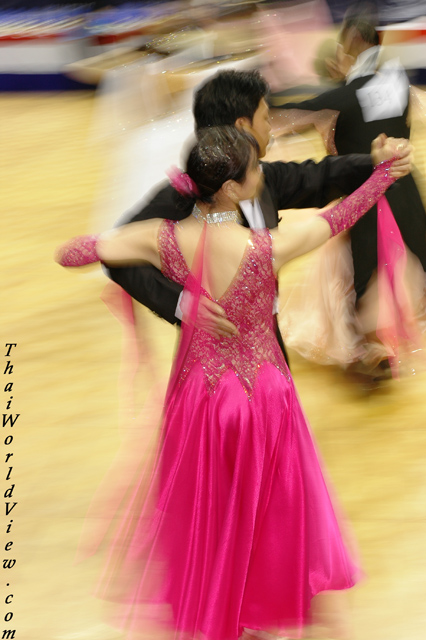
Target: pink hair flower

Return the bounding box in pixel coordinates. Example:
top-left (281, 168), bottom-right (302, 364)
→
top-left (167, 166), bottom-right (200, 197)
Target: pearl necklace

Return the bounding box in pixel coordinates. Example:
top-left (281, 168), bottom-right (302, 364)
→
top-left (191, 204), bottom-right (241, 225)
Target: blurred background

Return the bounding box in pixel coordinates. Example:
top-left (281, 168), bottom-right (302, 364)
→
top-left (2, 0), bottom-right (426, 638)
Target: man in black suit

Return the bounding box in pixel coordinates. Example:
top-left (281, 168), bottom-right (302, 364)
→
top-left (273, 16), bottom-right (426, 306)
top-left (107, 68), bottom-right (411, 351)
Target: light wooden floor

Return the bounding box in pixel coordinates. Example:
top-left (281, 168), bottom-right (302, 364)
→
top-left (2, 91), bottom-right (426, 639)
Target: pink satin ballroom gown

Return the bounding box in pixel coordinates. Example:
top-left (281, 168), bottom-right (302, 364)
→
top-left (97, 221), bottom-right (359, 640)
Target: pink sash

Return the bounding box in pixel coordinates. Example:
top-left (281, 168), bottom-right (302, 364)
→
top-left (75, 283), bottom-right (164, 563)
top-left (76, 226), bottom-right (208, 563)
top-left (377, 195), bottom-right (423, 376)
top-left (165, 221), bottom-right (207, 404)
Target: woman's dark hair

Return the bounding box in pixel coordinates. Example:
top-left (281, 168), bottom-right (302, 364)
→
top-left (184, 126), bottom-right (258, 204)
top-left (193, 70), bottom-right (269, 131)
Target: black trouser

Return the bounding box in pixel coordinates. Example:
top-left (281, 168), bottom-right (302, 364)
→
top-left (351, 175), bottom-right (426, 302)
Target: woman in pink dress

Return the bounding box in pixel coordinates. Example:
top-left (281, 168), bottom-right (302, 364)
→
top-left (56, 126), bottom-right (401, 640)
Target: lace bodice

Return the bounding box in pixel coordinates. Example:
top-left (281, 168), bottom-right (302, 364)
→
top-left (158, 220), bottom-right (290, 396)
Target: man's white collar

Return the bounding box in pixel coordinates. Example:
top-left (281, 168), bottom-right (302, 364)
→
top-left (346, 46), bottom-right (381, 84)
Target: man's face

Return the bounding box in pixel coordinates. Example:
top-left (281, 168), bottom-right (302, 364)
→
top-left (240, 98), bottom-right (271, 158)
top-left (339, 25), bottom-right (359, 59)
top-left (339, 28), bottom-right (350, 55)
top-left (328, 42), bottom-right (355, 80)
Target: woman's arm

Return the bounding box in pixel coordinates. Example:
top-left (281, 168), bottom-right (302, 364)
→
top-left (55, 219), bottom-right (163, 270)
top-left (98, 220), bottom-right (162, 269)
top-left (271, 158), bottom-right (395, 272)
top-left (271, 214), bottom-right (331, 271)
top-left (107, 183), bottom-right (189, 324)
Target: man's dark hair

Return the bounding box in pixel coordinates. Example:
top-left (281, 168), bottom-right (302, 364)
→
top-left (193, 69), bottom-right (269, 132)
top-left (342, 16), bottom-right (380, 46)
top-left (341, 2), bottom-right (380, 46)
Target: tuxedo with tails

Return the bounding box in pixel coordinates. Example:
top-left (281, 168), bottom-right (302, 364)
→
top-left (280, 70), bottom-right (426, 300)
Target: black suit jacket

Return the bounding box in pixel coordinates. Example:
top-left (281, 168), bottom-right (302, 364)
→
top-left (282, 75), bottom-right (411, 155)
top-left (108, 154), bottom-right (374, 322)
top-left (281, 75), bottom-right (426, 299)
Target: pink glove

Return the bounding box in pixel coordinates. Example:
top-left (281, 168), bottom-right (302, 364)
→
top-left (55, 235), bottom-right (101, 267)
top-left (319, 160), bottom-right (396, 236)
